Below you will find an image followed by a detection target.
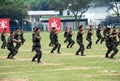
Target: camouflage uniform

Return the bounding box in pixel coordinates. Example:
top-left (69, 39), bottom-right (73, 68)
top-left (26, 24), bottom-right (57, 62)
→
top-left (64, 30), bottom-right (69, 43)
top-left (86, 29), bottom-right (93, 49)
top-left (1, 31), bottom-right (7, 49)
top-left (20, 31), bottom-right (25, 44)
top-left (49, 30), bottom-right (54, 46)
top-left (14, 31), bottom-right (22, 49)
top-left (66, 32), bottom-right (75, 48)
top-left (76, 30), bottom-right (85, 56)
top-left (7, 36), bottom-right (18, 59)
top-left (32, 33), bottom-right (42, 63)
top-left (96, 27), bottom-right (104, 44)
top-left (51, 31), bottom-right (61, 54)
top-left (105, 33), bottom-right (118, 58)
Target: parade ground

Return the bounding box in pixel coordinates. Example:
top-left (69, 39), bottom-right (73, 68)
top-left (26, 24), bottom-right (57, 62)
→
top-left (0, 31), bottom-right (120, 81)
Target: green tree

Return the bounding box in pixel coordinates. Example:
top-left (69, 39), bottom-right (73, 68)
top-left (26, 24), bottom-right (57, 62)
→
top-left (0, 0), bottom-right (27, 25)
top-left (49, 0), bottom-right (93, 28)
top-left (25, 0), bottom-right (50, 10)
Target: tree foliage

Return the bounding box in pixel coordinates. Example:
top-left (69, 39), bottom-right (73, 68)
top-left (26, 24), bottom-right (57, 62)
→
top-left (49, 0), bottom-right (93, 28)
top-left (0, 0), bottom-right (27, 22)
top-left (25, 0), bottom-right (50, 10)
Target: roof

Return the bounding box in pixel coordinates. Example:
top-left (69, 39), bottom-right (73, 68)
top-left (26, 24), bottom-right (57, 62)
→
top-left (28, 11), bottom-right (59, 16)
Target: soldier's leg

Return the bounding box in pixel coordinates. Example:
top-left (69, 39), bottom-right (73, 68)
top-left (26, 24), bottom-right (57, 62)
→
top-left (21, 38), bottom-right (25, 45)
top-left (118, 38), bottom-right (120, 45)
top-left (7, 47), bottom-right (13, 59)
top-left (76, 42), bottom-right (81, 55)
top-left (7, 52), bottom-right (12, 59)
top-left (86, 38), bottom-right (91, 49)
top-left (67, 40), bottom-right (71, 48)
top-left (3, 41), bottom-right (7, 48)
top-left (81, 43), bottom-right (85, 56)
top-left (100, 37), bottom-right (104, 44)
top-left (16, 43), bottom-right (22, 49)
top-left (96, 36), bottom-right (100, 44)
top-left (110, 46), bottom-right (118, 59)
top-left (32, 43), bottom-right (35, 52)
top-left (105, 45), bottom-right (112, 58)
top-left (64, 37), bottom-right (68, 43)
top-left (57, 42), bottom-right (61, 54)
top-left (32, 47), bottom-right (38, 62)
top-left (49, 39), bottom-right (52, 46)
top-left (51, 43), bottom-right (57, 53)
top-left (11, 48), bottom-right (18, 59)
top-left (35, 48), bottom-right (42, 63)
top-left (89, 40), bottom-right (92, 48)
top-left (1, 40), bottom-right (4, 49)
top-left (70, 40), bottom-right (75, 48)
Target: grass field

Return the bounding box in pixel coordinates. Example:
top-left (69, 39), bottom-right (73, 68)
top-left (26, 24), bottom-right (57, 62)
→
top-left (0, 31), bottom-right (120, 81)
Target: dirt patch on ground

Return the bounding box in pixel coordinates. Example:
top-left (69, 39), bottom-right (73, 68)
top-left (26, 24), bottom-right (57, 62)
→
top-left (0, 70), bottom-right (34, 75)
top-left (16, 58), bottom-right (30, 61)
top-left (54, 66), bottom-right (97, 71)
top-left (1, 78), bottom-right (28, 81)
top-left (0, 66), bottom-right (15, 68)
top-left (37, 62), bottom-right (63, 66)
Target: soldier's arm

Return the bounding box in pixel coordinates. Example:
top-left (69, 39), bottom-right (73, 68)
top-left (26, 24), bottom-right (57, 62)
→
top-left (13, 39), bottom-right (19, 43)
top-left (81, 30), bottom-right (87, 34)
top-left (37, 36), bottom-right (41, 40)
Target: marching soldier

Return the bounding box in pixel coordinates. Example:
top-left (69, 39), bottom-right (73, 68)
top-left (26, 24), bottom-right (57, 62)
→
top-left (32, 27), bottom-right (36, 52)
top-left (49, 27), bottom-right (55, 47)
top-left (64, 27), bottom-right (69, 43)
top-left (51, 29), bottom-right (61, 54)
top-left (112, 26), bottom-right (119, 47)
top-left (96, 24), bottom-right (104, 44)
top-left (1, 28), bottom-right (7, 49)
top-left (14, 28), bottom-right (22, 49)
top-left (118, 29), bottom-right (120, 45)
top-left (103, 26), bottom-right (108, 41)
top-left (76, 25), bottom-right (86, 56)
top-left (20, 29), bottom-right (25, 45)
top-left (86, 25), bottom-right (93, 49)
top-left (66, 28), bottom-right (75, 48)
top-left (7, 32), bottom-right (19, 59)
top-left (32, 28), bottom-right (42, 63)
top-left (105, 28), bottom-right (118, 59)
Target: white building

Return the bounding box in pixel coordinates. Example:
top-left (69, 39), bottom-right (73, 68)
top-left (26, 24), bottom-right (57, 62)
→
top-left (63, 2), bottom-right (120, 26)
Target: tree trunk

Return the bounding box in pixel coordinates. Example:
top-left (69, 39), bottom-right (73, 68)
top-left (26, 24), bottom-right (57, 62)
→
top-left (74, 15), bottom-right (79, 29)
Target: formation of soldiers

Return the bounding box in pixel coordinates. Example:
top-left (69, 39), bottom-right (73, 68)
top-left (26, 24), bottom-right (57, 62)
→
top-left (62, 25), bottom-right (120, 58)
top-left (0, 24), bottom-right (120, 63)
top-left (0, 28), bottom-right (25, 59)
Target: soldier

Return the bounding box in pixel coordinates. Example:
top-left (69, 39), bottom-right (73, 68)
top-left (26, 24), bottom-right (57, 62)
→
top-left (118, 29), bottom-right (120, 45)
top-left (14, 28), bottom-right (22, 49)
top-left (1, 28), bottom-right (7, 49)
top-left (49, 27), bottom-right (55, 47)
top-left (20, 29), bottom-right (25, 45)
top-left (64, 27), bottom-right (69, 43)
top-left (112, 26), bottom-right (119, 47)
top-left (51, 29), bottom-right (61, 54)
top-left (66, 28), bottom-right (75, 48)
top-left (76, 25), bottom-right (86, 56)
top-left (32, 27), bottom-right (37, 52)
top-left (96, 24), bottom-right (104, 44)
top-left (7, 32), bottom-right (19, 59)
top-left (86, 25), bottom-right (93, 49)
top-left (105, 28), bottom-right (118, 59)
top-left (32, 28), bottom-right (42, 63)
top-left (103, 26), bottom-right (108, 41)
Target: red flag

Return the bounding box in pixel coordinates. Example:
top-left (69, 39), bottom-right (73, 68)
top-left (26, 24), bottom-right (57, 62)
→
top-left (49, 18), bottom-right (61, 32)
top-left (0, 18), bottom-right (10, 33)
